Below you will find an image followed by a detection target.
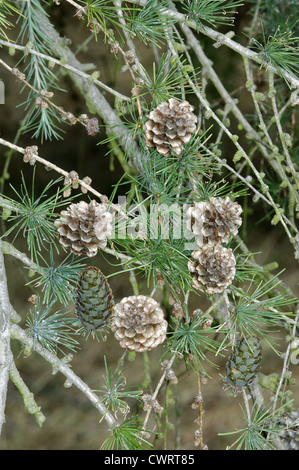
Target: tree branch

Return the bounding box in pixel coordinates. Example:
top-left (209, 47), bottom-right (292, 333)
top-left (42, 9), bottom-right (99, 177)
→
top-left (0, 39), bottom-right (131, 103)
top-left (181, 23), bottom-right (299, 207)
top-left (125, 0), bottom-right (299, 89)
top-left (37, 6), bottom-right (143, 172)
top-left (0, 137), bottom-right (129, 219)
top-left (0, 240), bottom-right (13, 434)
top-left (9, 359), bottom-right (46, 427)
top-left (10, 323), bottom-right (119, 430)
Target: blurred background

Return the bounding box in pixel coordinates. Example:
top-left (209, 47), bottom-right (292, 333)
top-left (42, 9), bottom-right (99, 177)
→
top-left (0, 2), bottom-right (298, 450)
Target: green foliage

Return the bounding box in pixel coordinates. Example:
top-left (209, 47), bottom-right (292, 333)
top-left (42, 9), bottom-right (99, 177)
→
top-left (1, 171), bottom-right (72, 262)
top-left (96, 357), bottom-right (142, 418)
top-left (248, 0), bottom-right (299, 37)
top-left (0, 0), bottom-right (21, 40)
top-left (78, 0), bottom-right (132, 39)
top-left (26, 297), bottom-right (80, 355)
top-left (27, 249), bottom-right (86, 305)
top-left (181, 0), bottom-right (244, 31)
top-left (101, 416), bottom-right (153, 450)
top-left (193, 178), bottom-right (248, 203)
top-left (136, 130), bottom-right (219, 202)
top-left (136, 53), bottom-right (199, 103)
top-left (165, 314), bottom-right (222, 373)
top-left (230, 272), bottom-right (296, 341)
top-left (17, 0), bottom-right (64, 140)
top-left (81, 0), bottom-right (177, 46)
top-left (219, 400), bottom-right (290, 450)
top-left (250, 23), bottom-right (299, 80)
top-left (114, 233), bottom-right (194, 296)
top-left (128, 0), bottom-right (177, 46)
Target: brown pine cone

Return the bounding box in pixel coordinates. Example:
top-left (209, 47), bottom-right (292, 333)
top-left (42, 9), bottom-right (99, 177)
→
top-left (186, 197), bottom-right (242, 247)
top-left (111, 295), bottom-right (168, 352)
top-left (143, 98), bottom-right (197, 156)
top-left (55, 200), bottom-right (113, 257)
top-left (188, 245), bottom-right (236, 294)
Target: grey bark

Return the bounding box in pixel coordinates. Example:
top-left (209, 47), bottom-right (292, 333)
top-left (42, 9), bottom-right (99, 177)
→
top-left (0, 240), bottom-right (13, 434)
top-left (10, 324), bottom-right (118, 429)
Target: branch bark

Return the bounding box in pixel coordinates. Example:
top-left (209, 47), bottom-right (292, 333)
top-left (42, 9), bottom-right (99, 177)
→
top-left (9, 360), bottom-right (46, 427)
top-left (0, 240), bottom-right (13, 434)
top-left (125, 0), bottom-right (299, 89)
top-left (10, 323), bottom-right (119, 430)
top-left (37, 8), bottom-right (143, 172)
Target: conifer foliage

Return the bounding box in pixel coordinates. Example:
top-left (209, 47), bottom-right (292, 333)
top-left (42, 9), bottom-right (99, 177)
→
top-left (0, 0), bottom-right (298, 451)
